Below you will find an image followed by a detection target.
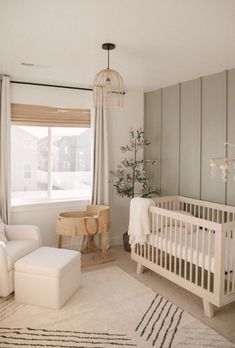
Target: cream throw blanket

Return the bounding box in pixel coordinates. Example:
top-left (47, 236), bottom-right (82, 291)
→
top-left (128, 197), bottom-right (155, 247)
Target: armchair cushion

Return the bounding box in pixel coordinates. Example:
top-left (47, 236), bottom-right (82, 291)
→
top-left (0, 219), bottom-right (7, 244)
top-left (5, 240), bottom-right (39, 271)
top-left (5, 225), bottom-right (42, 245)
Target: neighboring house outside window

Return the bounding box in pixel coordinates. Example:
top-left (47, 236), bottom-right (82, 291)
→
top-left (24, 164), bottom-right (32, 179)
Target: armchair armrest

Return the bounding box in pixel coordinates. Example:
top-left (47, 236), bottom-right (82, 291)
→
top-left (5, 225), bottom-right (42, 246)
top-left (0, 243), bottom-right (11, 297)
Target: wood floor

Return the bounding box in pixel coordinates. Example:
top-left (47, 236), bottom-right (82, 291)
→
top-left (83, 245), bottom-right (235, 344)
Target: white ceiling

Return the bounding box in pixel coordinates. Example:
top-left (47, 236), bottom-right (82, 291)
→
top-left (0, 0), bottom-right (235, 92)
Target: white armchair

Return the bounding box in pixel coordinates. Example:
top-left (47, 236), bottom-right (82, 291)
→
top-left (0, 221), bottom-right (42, 297)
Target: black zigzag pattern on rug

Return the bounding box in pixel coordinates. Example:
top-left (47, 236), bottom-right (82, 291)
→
top-left (0, 327), bottom-right (137, 347)
top-left (135, 294), bottom-right (183, 347)
top-left (0, 295), bottom-right (24, 322)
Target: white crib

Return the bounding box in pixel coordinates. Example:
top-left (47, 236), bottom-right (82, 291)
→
top-left (131, 196), bottom-right (235, 317)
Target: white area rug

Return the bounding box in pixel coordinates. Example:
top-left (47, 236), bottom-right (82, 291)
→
top-left (0, 266), bottom-right (234, 347)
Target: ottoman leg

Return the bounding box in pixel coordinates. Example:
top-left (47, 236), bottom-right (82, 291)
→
top-left (57, 235), bottom-right (62, 248)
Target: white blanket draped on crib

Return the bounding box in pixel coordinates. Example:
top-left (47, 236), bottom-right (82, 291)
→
top-left (128, 197), bottom-right (155, 246)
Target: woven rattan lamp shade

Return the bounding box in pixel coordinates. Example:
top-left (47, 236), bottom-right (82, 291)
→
top-left (93, 43), bottom-right (124, 108)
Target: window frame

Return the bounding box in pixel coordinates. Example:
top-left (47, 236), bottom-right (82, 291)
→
top-left (11, 103), bottom-right (92, 206)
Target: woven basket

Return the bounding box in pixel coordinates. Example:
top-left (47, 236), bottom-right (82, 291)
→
top-left (56, 205), bottom-right (110, 237)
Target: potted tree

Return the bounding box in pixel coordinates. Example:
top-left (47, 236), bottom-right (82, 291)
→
top-left (110, 128), bottom-right (158, 251)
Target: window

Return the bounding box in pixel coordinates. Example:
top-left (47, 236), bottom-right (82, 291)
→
top-left (11, 104), bottom-right (91, 206)
top-left (11, 126), bottom-right (91, 205)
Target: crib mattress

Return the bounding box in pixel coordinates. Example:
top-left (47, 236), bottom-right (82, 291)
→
top-left (148, 227), bottom-right (216, 272)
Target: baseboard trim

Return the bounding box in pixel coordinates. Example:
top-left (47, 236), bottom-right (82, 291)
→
top-left (109, 235), bottom-right (123, 246)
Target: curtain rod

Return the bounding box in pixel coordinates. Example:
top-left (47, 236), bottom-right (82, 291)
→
top-left (11, 80), bottom-right (93, 92)
top-left (10, 80), bottom-right (126, 95)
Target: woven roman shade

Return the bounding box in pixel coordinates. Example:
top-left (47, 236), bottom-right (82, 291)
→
top-left (11, 103), bottom-right (90, 127)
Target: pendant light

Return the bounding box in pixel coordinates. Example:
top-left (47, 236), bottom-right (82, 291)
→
top-left (93, 43), bottom-right (124, 108)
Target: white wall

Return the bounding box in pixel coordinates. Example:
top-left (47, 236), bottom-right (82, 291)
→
top-left (11, 84), bottom-right (92, 108)
top-left (107, 90), bottom-right (144, 245)
top-left (10, 84), bottom-right (144, 246)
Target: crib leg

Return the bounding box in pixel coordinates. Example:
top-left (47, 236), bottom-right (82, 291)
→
top-left (203, 299), bottom-right (214, 318)
top-left (137, 263), bottom-right (144, 275)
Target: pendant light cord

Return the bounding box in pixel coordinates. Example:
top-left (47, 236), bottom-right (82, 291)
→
top-left (107, 48), bottom-right (110, 70)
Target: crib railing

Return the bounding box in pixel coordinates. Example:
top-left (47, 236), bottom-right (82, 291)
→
top-left (153, 196), bottom-right (235, 224)
top-left (152, 196), bottom-right (178, 210)
top-left (179, 196), bottom-right (235, 224)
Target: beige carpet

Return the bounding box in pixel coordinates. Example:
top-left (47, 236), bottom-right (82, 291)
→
top-left (0, 266), bottom-right (234, 347)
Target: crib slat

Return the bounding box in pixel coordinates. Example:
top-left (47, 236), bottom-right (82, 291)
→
top-left (232, 229), bottom-right (235, 293)
top-left (156, 213), bottom-right (160, 265)
top-left (217, 210), bottom-right (220, 223)
top-left (225, 234), bottom-right (228, 294)
top-left (189, 223), bottom-right (193, 283)
top-left (164, 217), bottom-right (168, 269)
top-left (147, 214), bottom-right (150, 261)
top-left (232, 243), bottom-right (235, 294)
top-left (151, 212), bottom-right (155, 262)
top-left (212, 209), bottom-right (215, 223)
top-left (179, 220), bottom-right (183, 277)
top-left (201, 227), bottom-right (205, 289)
top-left (207, 229), bottom-right (212, 292)
top-left (228, 232), bottom-right (233, 294)
top-left (226, 232), bottom-right (231, 294)
top-left (160, 215), bottom-right (163, 267)
top-left (184, 224), bottom-right (188, 279)
top-left (195, 226), bottom-right (199, 285)
top-left (174, 220), bottom-right (177, 274)
top-left (169, 218), bottom-right (173, 273)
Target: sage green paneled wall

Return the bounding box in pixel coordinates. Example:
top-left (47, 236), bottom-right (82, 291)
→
top-left (145, 90), bottom-right (161, 190)
top-left (180, 78), bottom-right (201, 198)
top-left (161, 85), bottom-right (180, 195)
top-left (144, 69), bottom-right (235, 205)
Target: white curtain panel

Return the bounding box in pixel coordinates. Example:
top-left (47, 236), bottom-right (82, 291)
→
top-left (91, 88), bottom-right (109, 205)
top-left (0, 76), bottom-right (11, 223)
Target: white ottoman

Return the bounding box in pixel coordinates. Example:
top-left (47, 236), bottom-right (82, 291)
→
top-left (15, 247), bottom-right (81, 309)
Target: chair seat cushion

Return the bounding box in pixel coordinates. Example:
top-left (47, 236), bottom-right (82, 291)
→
top-left (6, 240), bottom-right (39, 271)
top-left (15, 247), bottom-right (81, 278)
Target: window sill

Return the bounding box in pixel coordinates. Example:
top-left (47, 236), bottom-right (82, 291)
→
top-left (11, 197), bottom-right (91, 213)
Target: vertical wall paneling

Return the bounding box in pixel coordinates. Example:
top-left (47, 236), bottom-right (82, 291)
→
top-left (201, 71), bottom-right (226, 204)
top-left (144, 69), bottom-right (235, 205)
top-left (227, 69), bottom-right (235, 205)
top-left (180, 78), bottom-right (201, 198)
top-left (199, 77), bottom-right (203, 200)
top-left (144, 90), bottom-right (162, 190)
top-left (161, 84), bottom-right (180, 195)
top-left (178, 83), bottom-right (181, 195)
